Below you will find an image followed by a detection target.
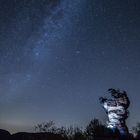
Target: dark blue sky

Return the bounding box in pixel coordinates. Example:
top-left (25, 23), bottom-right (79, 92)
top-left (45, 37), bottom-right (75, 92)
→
top-left (0, 0), bottom-right (140, 133)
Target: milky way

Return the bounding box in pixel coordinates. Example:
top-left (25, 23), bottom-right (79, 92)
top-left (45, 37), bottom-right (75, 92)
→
top-left (0, 0), bottom-right (140, 133)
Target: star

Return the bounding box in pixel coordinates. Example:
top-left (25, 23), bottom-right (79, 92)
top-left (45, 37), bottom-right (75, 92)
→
top-left (25, 74), bottom-right (32, 81)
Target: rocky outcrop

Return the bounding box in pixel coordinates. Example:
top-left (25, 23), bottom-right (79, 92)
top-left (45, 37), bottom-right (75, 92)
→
top-left (99, 88), bottom-right (130, 136)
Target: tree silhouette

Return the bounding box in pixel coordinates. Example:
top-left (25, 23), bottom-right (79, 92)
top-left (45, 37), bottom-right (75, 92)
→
top-left (73, 131), bottom-right (86, 140)
top-left (85, 118), bottom-right (107, 139)
top-left (34, 121), bottom-right (85, 140)
top-left (35, 120), bottom-right (57, 133)
top-left (58, 126), bottom-right (85, 140)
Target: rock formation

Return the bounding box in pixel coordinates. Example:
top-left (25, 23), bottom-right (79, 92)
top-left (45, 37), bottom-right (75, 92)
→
top-left (99, 88), bottom-right (130, 136)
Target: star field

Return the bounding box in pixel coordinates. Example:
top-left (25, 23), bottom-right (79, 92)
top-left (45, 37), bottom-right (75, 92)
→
top-left (0, 0), bottom-right (140, 133)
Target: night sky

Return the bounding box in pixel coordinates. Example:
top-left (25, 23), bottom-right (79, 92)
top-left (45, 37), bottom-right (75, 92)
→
top-left (0, 0), bottom-right (140, 133)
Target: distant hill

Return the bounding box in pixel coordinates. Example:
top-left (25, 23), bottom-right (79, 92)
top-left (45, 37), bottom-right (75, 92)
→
top-left (0, 129), bottom-right (66, 140)
top-left (0, 129), bottom-right (11, 140)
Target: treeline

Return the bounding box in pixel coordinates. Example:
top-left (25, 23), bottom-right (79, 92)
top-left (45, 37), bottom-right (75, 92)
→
top-left (1, 118), bottom-right (140, 140)
top-left (34, 118), bottom-right (140, 140)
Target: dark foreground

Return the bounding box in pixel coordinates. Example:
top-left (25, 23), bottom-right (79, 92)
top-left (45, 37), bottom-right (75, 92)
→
top-left (0, 129), bottom-right (139, 140)
top-left (0, 129), bottom-right (66, 140)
